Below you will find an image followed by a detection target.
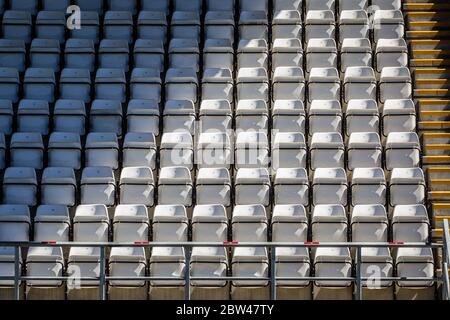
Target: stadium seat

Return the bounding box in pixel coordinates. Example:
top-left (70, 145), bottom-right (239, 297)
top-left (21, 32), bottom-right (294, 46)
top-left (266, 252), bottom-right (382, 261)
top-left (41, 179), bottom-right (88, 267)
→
top-left (195, 168), bottom-right (232, 211)
top-left (23, 68), bottom-right (55, 103)
top-left (113, 204), bottom-right (149, 242)
top-left (152, 205), bottom-right (188, 241)
top-left (0, 205), bottom-right (30, 241)
top-left (343, 67), bottom-right (377, 103)
top-left (375, 38), bottom-right (408, 73)
top-left (385, 132), bottom-right (421, 170)
top-left (205, 11), bottom-right (235, 44)
top-left (41, 167), bottom-right (77, 206)
top-left (392, 205), bottom-right (429, 243)
top-left (372, 10), bottom-right (405, 42)
top-left (30, 39), bottom-right (61, 72)
top-left (351, 168), bottom-right (386, 206)
top-left (382, 99), bottom-right (416, 136)
top-left (127, 100), bottom-right (160, 136)
top-left (133, 39), bottom-right (165, 72)
top-left (34, 205), bottom-right (70, 241)
top-left (207, 0), bottom-right (235, 11)
top-left (160, 132), bottom-right (193, 170)
top-left (149, 247), bottom-right (186, 295)
top-left (305, 10), bottom-right (335, 41)
top-left (17, 99), bottom-right (50, 135)
top-left (236, 99), bottom-right (269, 134)
top-left (103, 11), bottom-right (134, 44)
top-left (340, 38), bottom-right (372, 72)
top-left (2, 11), bottom-right (33, 44)
top-left (203, 39), bottom-right (234, 70)
top-left (137, 11), bottom-right (167, 43)
top-left (272, 99), bottom-right (305, 135)
top-left (272, 133), bottom-right (307, 170)
top-left (163, 100), bottom-right (196, 134)
top-left (312, 168), bottom-right (348, 206)
top-left (274, 168), bottom-right (309, 206)
top-left (80, 167), bottom-right (116, 206)
top-left (237, 68), bottom-right (269, 103)
top-left (372, 0), bottom-right (401, 11)
top-left (272, 38), bottom-right (303, 71)
top-left (48, 132), bottom-right (82, 170)
top-left (272, 204), bottom-right (308, 241)
top-left (169, 38), bottom-right (200, 72)
top-left (141, 0), bottom-right (169, 15)
top-left (360, 247), bottom-right (393, 300)
top-left (308, 67), bottom-right (340, 102)
top-left (10, 132), bottom-right (44, 169)
top-left (171, 11), bottom-right (201, 40)
top-left (239, 11), bottom-right (269, 42)
top-left (272, 67), bottom-right (305, 102)
top-left (53, 100), bottom-right (86, 136)
top-left (196, 132), bottom-right (232, 169)
top-left (272, 10), bottom-right (302, 40)
top-left (345, 99), bottom-right (379, 136)
top-left (95, 68), bottom-right (127, 103)
top-left (64, 39), bottom-right (96, 72)
top-left (43, 0), bottom-right (70, 11)
top-left (235, 132), bottom-right (270, 169)
top-left (351, 204), bottom-right (388, 242)
top-left (0, 68), bottom-right (20, 103)
top-left (157, 166), bottom-right (193, 208)
top-left (122, 132), bottom-right (157, 169)
top-left (202, 68), bottom-right (234, 104)
top-left (75, 0), bottom-right (104, 15)
top-left (199, 99), bottom-right (233, 133)
top-left (310, 132), bottom-right (345, 169)
top-left (379, 67), bottom-right (412, 103)
top-left (232, 204), bottom-right (268, 242)
top-left (73, 204), bottom-right (109, 241)
top-left (67, 247), bottom-right (101, 298)
top-left (308, 100), bottom-right (342, 136)
top-left (0, 100), bottom-right (13, 135)
top-left (238, 39), bottom-right (268, 70)
top-left (389, 168), bottom-right (426, 209)
top-left (85, 132), bottom-right (119, 169)
top-left (59, 68), bottom-right (91, 103)
top-left (305, 0), bottom-right (335, 12)
top-left (10, 0), bottom-right (38, 15)
top-left (273, 0), bottom-right (302, 12)
top-left (347, 132), bottom-right (382, 169)
top-left (338, 10), bottom-right (369, 43)
top-left (231, 247), bottom-right (269, 290)
top-left (165, 68), bottom-right (198, 105)
top-left (69, 11), bottom-right (100, 44)
top-left (99, 39), bottom-right (130, 72)
top-left (192, 205), bottom-right (228, 241)
top-left (119, 167), bottom-right (155, 206)
top-left (89, 100), bottom-right (123, 136)
top-left (0, 39), bottom-right (26, 72)
top-left (108, 0), bottom-right (137, 14)
top-left (235, 168), bottom-right (271, 209)
top-left (35, 11), bottom-right (66, 44)
top-left (306, 38), bottom-right (337, 72)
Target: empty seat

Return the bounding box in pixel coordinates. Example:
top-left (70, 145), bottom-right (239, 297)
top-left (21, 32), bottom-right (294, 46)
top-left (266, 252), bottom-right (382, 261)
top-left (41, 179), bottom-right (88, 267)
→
top-left (171, 11), bottom-right (201, 40)
top-left (53, 100), bottom-right (86, 136)
top-left (0, 100), bottom-right (13, 135)
top-left (2, 11), bottom-right (32, 44)
top-left (339, 0), bottom-right (368, 12)
top-left (232, 204), bottom-right (268, 242)
top-left (0, 247), bottom-right (22, 288)
top-left (0, 205), bottom-right (30, 241)
top-left (306, 38), bottom-right (337, 72)
top-left (310, 132), bottom-right (345, 169)
top-left (119, 167), bottom-right (155, 206)
top-left (142, 0), bottom-right (169, 14)
top-left (272, 204), bottom-right (308, 241)
top-left (69, 11), bottom-right (100, 44)
top-left (0, 68), bottom-right (20, 103)
top-left (312, 205), bottom-right (348, 242)
top-left (30, 39), bottom-right (61, 72)
top-left (17, 99), bottom-right (50, 135)
top-left (273, 0), bottom-right (302, 11)
top-left (165, 68), bottom-right (198, 105)
top-left (202, 68), bottom-right (234, 104)
top-left (74, 204), bottom-right (109, 241)
top-left (272, 99), bottom-right (305, 135)
top-left (95, 68), bottom-right (126, 103)
top-left (272, 133), bottom-right (307, 170)
top-left (26, 246), bottom-right (64, 289)
top-left (169, 38), bottom-right (200, 72)
top-left (149, 247), bottom-right (186, 287)
top-left (382, 99), bottom-right (416, 136)
top-left (347, 132), bottom-right (382, 169)
top-left (0, 39), bottom-right (26, 72)
top-left (113, 204), bottom-right (149, 242)
top-left (238, 39), bottom-right (268, 70)
top-left (205, 11), bottom-right (235, 43)
top-left (343, 67), bottom-right (377, 103)
top-left (196, 132), bottom-right (232, 169)
top-left (103, 11), bottom-right (133, 44)
top-left (127, 99), bottom-right (160, 136)
top-left (380, 67), bottom-right (412, 103)
top-left (64, 39), bottom-right (96, 72)
top-left (207, 0), bottom-right (234, 11)
top-left (74, 0), bottom-right (103, 15)
top-left (305, 0), bottom-right (335, 11)
top-left (163, 100), bottom-right (196, 134)
top-left (305, 10), bottom-right (335, 41)
top-left (385, 132), bottom-right (421, 170)
top-left (137, 11), bottom-right (167, 43)
top-left (80, 167), bottom-right (116, 206)
top-left (35, 11), bottom-right (66, 44)
top-left (312, 168), bottom-right (348, 206)
top-left (48, 132), bottom-right (82, 170)
top-left (307, 67), bottom-right (340, 102)
top-left (108, 0), bottom-right (137, 14)
top-left (231, 247), bottom-right (269, 288)
top-left (340, 38), bottom-right (373, 73)
top-left (351, 204), bottom-right (388, 242)
top-left (272, 67), bottom-right (305, 102)
top-left (272, 10), bottom-right (302, 40)
top-left (272, 38), bottom-right (303, 71)
top-left (351, 168), bottom-right (387, 206)
top-left (375, 38), bottom-right (408, 73)
top-left (3, 167), bottom-right (37, 206)
top-left (59, 68), bottom-right (91, 103)
top-left (98, 39), bottom-right (130, 72)
top-left (236, 99), bottom-right (269, 134)
top-left (235, 168), bottom-right (271, 209)
top-left (192, 204), bottom-right (228, 241)
top-left (314, 248), bottom-right (352, 288)
top-left (199, 99), bottom-right (233, 133)
top-left (308, 100), bottom-right (342, 136)
top-left (392, 205), bottom-right (429, 243)
top-left (195, 168), bottom-right (232, 210)
top-left (237, 68), bottom-right (269, 103)
top-left (10, 132), bottom-right (44, 169)
top-left (43, 0), bottom-right (70, 11)
top-left (395, 248), bottom-right (434, 292)
top-left (373, 10), bottom-right (405, 42)
top-left (23, 68), bottom-right (55, 103)
top-left (203, 39), bottom-right (234, 70)
top-left (338, 10), bottom-right (369, 43)
top-left (160, 132), bottom-right (194, 170)
top-left (235, 132), bottom-right (270, 169)
top-left (190, 246), bottom-right (229, 289)
top-left (238, 11), bottom-right (269, 41)
top-left (389, 168), bottom-right (426, 208)
top-left (34, 205), bottom-right (70, 241)
top-left (41, 167), bottom-right (77, 206)
top-left (122, 132), bottom-right (157, 169)
top-left (157, 166), bottom-right (193, 208)
top-left (67, 247), bottom-right (101, 290)
top-left (108, 247), bottom-right (147, 289)
top-left (89, 100), bottom-right (123, 136)
top-left (152, 205), bottom-right (188, 241)
top-left (133, 39), bottom-right (164, 72)
top-left (345, 99), bottom-right (379, 136)
top-left (85, 132), bottom-right (119, 169)
top-left (174, 0), bottom-right (202, 12)
top-left (274, 168), bottom-right (309, 206)
top-left (360, 247), bottom-right (393, 297)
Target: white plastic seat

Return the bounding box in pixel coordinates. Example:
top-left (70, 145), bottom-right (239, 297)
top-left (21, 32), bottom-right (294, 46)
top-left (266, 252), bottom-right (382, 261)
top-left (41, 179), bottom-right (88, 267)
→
top-left (149, 247), bottom-right (186, 287)
top-left (275, 246), bottom-right (311, 288)
top-left (95, 68), bottom-right (126, 103)
top-left (232, 204), bottom-right (268, 242)
top-left (152, 205), bottom-right (188, 241)
top-left (382, 99), bottom-right (416, 136)
top-left (196, 132), bottom-right (232, 169)
top-left (69, 11), bottom-right (100, 44)
top-left (380, 67), bottom-right (412, 103)
top-left (396, 248), bottom-right (434, 288)
top-left (53, 100), bottom-right (86, 135)
top-left (312, 168), bottom-right (348, 206)
top-left (232, 247), bottom-right (269, 287)
top-left (305, 0), bottom-right (335, 11)
top-left (98, 39), bottom-right (130, 72)
top-left (272, 38), bottom-right (303, 71)
top-left (345, 99), bottom-right (379, 136)
top-left (307, 67), bottom-right (340, 102)
top-left (137, 12), bottom-right (167, 44)
top-left (34, 205), bottom-right (70, 241)
top-left (372, 0), bottom-right (401, 11)
top-left (195, 168), bottom-right (232, 209)
top-left (103, 11), bottom-right (133, 44)
top-left (30, 38), bottom-right (61, 72)
top-left (41, 167), bottom-right (77, 206)
top-left (26, 246), bottom-right (64, 287)
top-left (347, 132), bottom-right (382, 169)
top-left (272, 67), bottom-right (305, 101)
top-left (351, 168), bottom-right (386, 206)
top-left (389, 168), bottom-right (426, 208)
top-left (273, 0), bottom-right (302, 12)
top-left (305, 10), bottom-right (335, 41)
top-left (119, 167), bottom-right (154, 206)
top-left (376, 38), bottom-right (408, 73)
top-left (272, 100), bottom-right (305, 135)
top-left (237, 68), bottom-right (269, 103)
top-left (0, 247), bottom-right (22, 287)
top-left (127, 100), bottom-right (160, 136)
top-left (314, 247), bottom-right (352, 287)
top-left (199, 99), bottom-right (232, 133)
top-left (272, 10), bottom-right (302, 40)
top-left (165, 68), bottom-right (198, 105)
top-left (163, 100), bottom-right (196, 135)
top-left (351, 205), bottom-right (388, 242)
top-left (10, 132), bottom-right (44, 169)
top-left (85, 132), bottom-right (119, 169)
top-left (0, 205), bottom-right (30, 241)
top-left (108, 247), bottom-right (147, 288)
top-left (64, 39), bottom-right (96, 72)
top-left (306, 38), bottom-right (337, 72)
top-left (122, 132), bottom-right (157, 169)
top-left (392, 205), bottom-right (429, 243)
top-left (160, 132), bottom-right (194, 170)
top-left (157, 166), bottom-right (193, 207)
top-left (338, 10), bottom-right (369, 43)
top-left (312, 204), bottom-right (348, 243)
top-left (171, 11), bottom-right (201, 40)
top-left (308, 100), bottom-right (342, 136)
top-left (272, 204), bottom-right (308, 241)
top-left (113, 204), bottom-right (149, 242)
top-left (192, 205), bottom-right (228, 242)
top-left (73, 204), bottom-right (109, 241)
top-left (343, 67), bottom-right (377, 103)
top-left (2, 11), bottom-right (32, 44)
top-left (236, 99), bottom-right (269, 134)
top-left (23, 68), bottom-right (55, 103)
top-left (190, 246), bottom-right (228, 288)
top-left (360, 247), bottom-right (393, 291)
top-left (235, 132), bottom-right (270, 169)
top-left (237, 39), bottom-right (268, 70)
top-left (169, 38), bottom-right (200, 72)
top-left (235, 168), bottom-right (271, 208)
top-left (340, 38), bottom-right (373, 73)
top-left (59, 68), bottom-right (91, 103)
top-left (133, 39), bottom-right (164, 72)
top-left (17, 99), bottom-right (50, 135)
top-left (310, 132), bottom-right (345, 169)
top-left (80, 167), bottom-right (116, 206)
top-left (202, 68), bottom-right (234, 105)
top-left (373, 10), bottom-right (405, 42)
top-left (385, 132), bottom-right (421, 170)
top-left (272, 133), bottom-right (307, 170)
top-left (238, 11), bottom-right (269, 41)
top-left (0, 39), bottom-right (26, 72)
top-left (35, 11), bottom-right (65, 44)
top-left (203, 39), bottom-right (234, 70)
top-left (48, 132), bottom-right (82, 170)
top-left (274, 168), bottom-right (309, 206)
top-left (205, 11), bottom-right (235, 44)
top-left (67, 247), bottom-right (100, 288)
top-left (90, 99), bottom-right (123, 136)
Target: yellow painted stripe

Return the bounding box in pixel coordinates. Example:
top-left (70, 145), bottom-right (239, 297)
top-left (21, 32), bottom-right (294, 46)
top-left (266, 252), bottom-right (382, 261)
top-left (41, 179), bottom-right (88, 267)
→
top-left (432, 203), bottom-right (450, 209)
top-left (409, 21), bottom-right (450, 28)
top-left (405, 3), bottom-right (450, 10)
top-left (408, 31), bottom-right (450, 38)
top-left (422, 132), bottom-right (450, 138)
top-left (416, 79), bottom-right (450, 85)
top-left (412, 49), bottom-right (450, 56)
top-left (423, 156), bottom-right (450, 163)
top-left (420, 121), bottom-right (450, 128)
top-left (424, 144), bottom-right (450, 150)
top-left (411, 59), bottom-right (450, 66)
top-left (415, 88), bottom-right (450, 95)
top-left (429, 179), bottom-right (450, 184)
top-left (418, 99), bottom-right (450, 105)
top-left (415, 68), bottom-right (450, 74)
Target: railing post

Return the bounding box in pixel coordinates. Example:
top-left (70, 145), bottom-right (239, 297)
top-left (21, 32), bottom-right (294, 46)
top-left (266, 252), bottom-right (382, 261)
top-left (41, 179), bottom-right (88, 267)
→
top-left (14, 245), bottom-right (20, 300)
top-left (443, 220), bottom-right (450, 300)
top-left (99, 245), bottom-right (106, 300)
top-left (270, 246), bottom-right (276, 300)
top-left (184, 246), bottom-right (191, 301)
top-left (355, 246), bottom-right (362, 300)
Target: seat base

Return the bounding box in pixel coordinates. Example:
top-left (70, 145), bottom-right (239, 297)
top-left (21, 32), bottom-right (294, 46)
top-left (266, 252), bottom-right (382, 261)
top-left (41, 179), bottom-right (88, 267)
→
top-left (276, 285), bottom-right (312, 300)
top-left (190, 285), bottom-right (230, 300)
top-left (149, 286), bottom-right (185, 300)
top-left (395, 286), bottom-right (436, 300)
top-left (26, 286), bottom-right (65, 300)
top-left (108, 286), bottom-right (148, 300)
top-left (67, 287), bottom-right (99, 300)
top-left (0, 285), bottom-right (24, 300)
top-left (362, 287), bottom-right (394, 300)
top-left (313, 285), bottom-right (354, 300)
top-left (231, 286), bottom-right (270, 300)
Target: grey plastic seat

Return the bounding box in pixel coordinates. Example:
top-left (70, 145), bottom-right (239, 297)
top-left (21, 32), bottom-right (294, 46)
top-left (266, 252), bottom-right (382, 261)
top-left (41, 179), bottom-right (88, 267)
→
top-left (89, 99), bottom-right (123, 137)
top-left (99, 39), bottom-right (130, 72)
top-left (235, 132), bottom-right (270, 169)
top-left (204, 39), bottom-right (234, 70)
top-left (238, 39), bottom-right (268, 70)
top-left (0, 39), bottom-right (26, 72)
top-left (130, 68), bottom-right (162, 102)
top-left (311, 205), bottom-right (348, 242)
top-left (80, 167), bottom-right (116, 206)
top-left (272, 67), bottom-right (305, 102)
top-left (345, 99), bottom-right (379, 136)
top-left (160, 132), bottom-right (194, 170)
top-left (392, 204), bottom-right (429, 243)
top-left (73, 204), bottom-right (110, 241)
top-left (373, 10), bottom-right (404, 42)
top-left (64, 39), bottom-right (96, 72)
top-left (113, 204), bottom-right (149, 242)
top-left (235, 168), bottom-right (271, 209)
top-left (338, 10), bottom-right (369, 43)
top-left (36, 11), bottom-right (66, 44)
top-left (17, 99), bottom-right (50, 135)
top-left (385, 132), bottom-right (421, 170)
top-left (347, 132), bottom-right (382, 170)
top-left (30, 39), bottom-right (61, 72)
top-left (343, 67), bottom-right (377, 103)
top-left (312, 168), bottom-right (348, 206)
top-left (10, 132), bottom-right (44, 169)
top-left (272, 10), bottom-right (302, 41)
top-left (2, 10), bottom-right (32, 44)
top-left (108, 0), bottom-right (137, 15)
top-left (237, 67), bottom-right (269, 103)
top-left (142, 0), bottom-right (169, 14)
top-left (0, 100), bottom-right (13, 135)
top-left (119, 167), bottom-right (155, 206)
top-left (85, 132), bottom-right (119, 169)
top-left (310, 132), bottom-right (345, 169)
top-left (196, 132), bottom-right (233, 169)
top-left (306, 38), bottom-right (337, 72)
top-left (3, 167), bottom-right (37, 206)
top-left (351, 168), bottom-right (387, 206)
top-left (48, 132), bottom-right (82, 170)
top-left (127, 99), bottom-right (160, 136)
top-left (389, 168), bottom-right (426, 208)
top-left (382, 99), bottom-right (416, 136)
top-left (351, 205), bottom-right (388, 242)
top-left (0, 204), bottom-right (31, 242)
top-left (157, 166), bottom-right (193, 208)
top-left (69, 11), bottom-right (100, 44)
top-left (133, 39), bottom-right (164, 72)
top-left (196, 168), bottom-right (232, 210)
top-left (272, 38), bottom-right (303, 71)
top-left (74, 0), bottom-right (104, 15)
top-left (340, 38), bottom-right (372, 72)
top-left (305, 10), bottom-right (335, 41)
top-left (271, 204), bottom-right (308, 242)
top-left (308, 99), bottom-right (342, 136)
top-left (376, 38), bottom-right (408, 73)
top-left (123, 132), bottom-right (157, 170)
top-left (199, 99), bottom-right (232, 133)
top-left (307, 67), bottom-right (340, 102)
top-left (95, 68), bottom-right (126, 103)
top-left (41, 167), bottom-right (77, 206)
top-left (165, 68), bottom-right (198, 104)
top-left (23, 68), bottom-right (56, 103)
top-left (59, 68), bottom-right (91, 103)
top-left (137, 11), bottom-right (167, 43)
top-left (272, 99), bottom-right (305, 135)
top-left (272, 132), bottom-right (307, 170)
top-left (43, 0), bottom-right (70, 11)
top-left (239, 11), bottom-right (269, 42)
top-left (236, 99), bottom-right (269, 134)
top-left (274, 168), bottom-right (309, 206)
top-left (10, 0), bottom-right (38, 15)
top-left (103, 11), bottom-right (134, 44)
top-left (0, 68), bottom-right (20, 103)
top-left (34, 205), bottom-right (70, 241)
top-left (152, 204), bottom-right (188, 241)
top-left (232, 204), bottom-right (268, 242)
top-left (171, 11), bottom-right (201, 40)
top-left (53, 99), bottom-right (86, 136)
top-left (205, 11), bottom-right (235, 44)
top-left (170, 38), bottom-right (200, 71)
top-left (202, 68), bottom-right (234, 106)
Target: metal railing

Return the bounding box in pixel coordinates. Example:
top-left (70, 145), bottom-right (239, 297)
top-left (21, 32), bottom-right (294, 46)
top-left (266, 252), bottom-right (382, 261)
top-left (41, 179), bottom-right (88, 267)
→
top-left (0, 240), bottom-right (447, 300)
